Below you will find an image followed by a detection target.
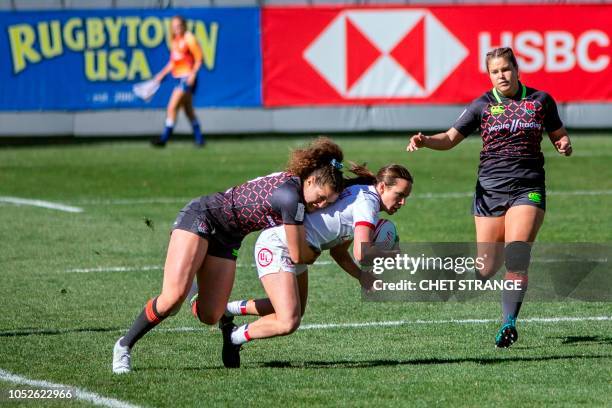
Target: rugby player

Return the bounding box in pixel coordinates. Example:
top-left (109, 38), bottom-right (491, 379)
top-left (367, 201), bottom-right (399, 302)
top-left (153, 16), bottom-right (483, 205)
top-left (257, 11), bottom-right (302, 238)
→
top-left (215, 164), bottom-right (413, 368)
top-left (113, 137), bottom-right (345, 373)
top-left (407, 47), bottom-right (572, 348)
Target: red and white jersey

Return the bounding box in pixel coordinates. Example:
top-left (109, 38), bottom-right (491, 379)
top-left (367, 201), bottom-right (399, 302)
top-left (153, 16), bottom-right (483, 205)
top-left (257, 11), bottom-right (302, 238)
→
top-left (272, 184), bottom-right (380, 251)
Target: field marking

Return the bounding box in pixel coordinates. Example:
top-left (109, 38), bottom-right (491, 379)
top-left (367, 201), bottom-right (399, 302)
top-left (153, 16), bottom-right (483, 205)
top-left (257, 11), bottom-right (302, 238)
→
top-left (65, 261), bottom-right (335, 273)
top-left (68, 189), bottom-right (612, 206)
top-left (414, 190), bottom-right (612, 200)
top-left (161, 316), bottom-right (611, 333)
top-left (64, 256), bottom-right (607, 274)
top-left (66, 265), bottom-right (163, 273)
top-left (0, 368), bottom-right (143, 408)
top-left (0, 196), bottom-right (83, 213)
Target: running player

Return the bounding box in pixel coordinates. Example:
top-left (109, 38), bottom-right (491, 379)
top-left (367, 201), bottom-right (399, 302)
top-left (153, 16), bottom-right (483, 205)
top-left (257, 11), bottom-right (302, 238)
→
top-left (216, 164), bottom-right (413, 368)
top-left (112, 137), bottom-right (345, 373)
top-left (407, 47), bottom-right (573, 348)
top-left (151, 15), bottom-right (204, 147)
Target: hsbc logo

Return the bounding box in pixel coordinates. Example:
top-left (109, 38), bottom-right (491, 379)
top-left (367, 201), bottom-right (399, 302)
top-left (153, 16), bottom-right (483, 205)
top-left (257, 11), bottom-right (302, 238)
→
top-left (303, 10), bottom-right (468, 99)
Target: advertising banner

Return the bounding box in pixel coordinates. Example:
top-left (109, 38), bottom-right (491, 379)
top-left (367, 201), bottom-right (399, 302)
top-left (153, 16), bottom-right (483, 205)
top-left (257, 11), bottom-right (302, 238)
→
top-left (263, 5), bottom-right (612, 106)
top-left (0, 8), bottom-right (261, 110)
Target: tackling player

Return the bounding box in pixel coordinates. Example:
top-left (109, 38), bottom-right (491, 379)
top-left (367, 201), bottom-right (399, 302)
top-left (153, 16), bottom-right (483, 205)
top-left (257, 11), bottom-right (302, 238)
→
top-left (151, 15), bottom-right (204, 147)
top-left (113, 137), bottom-right (345, 373)
top-left (407, 47), bottom-right (572, 348)
top-left (214, 164), bottom-right (413, 368)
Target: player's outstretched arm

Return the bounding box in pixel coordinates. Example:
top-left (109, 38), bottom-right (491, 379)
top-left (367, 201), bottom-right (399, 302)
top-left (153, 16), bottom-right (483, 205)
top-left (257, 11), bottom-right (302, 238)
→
top-left (154, 61), bottom-right (173, 82)
top-left (406, 127), bottom-right (465, 152)
top-left (548, 127), bottom-right (573, 156)
top-left (330, 240), bottom-right (361, 281)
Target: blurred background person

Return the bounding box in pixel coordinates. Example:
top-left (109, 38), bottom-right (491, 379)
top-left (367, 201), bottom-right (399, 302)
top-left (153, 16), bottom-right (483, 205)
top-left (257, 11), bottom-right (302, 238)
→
top-left (151, 15), bottom-right (204, 148)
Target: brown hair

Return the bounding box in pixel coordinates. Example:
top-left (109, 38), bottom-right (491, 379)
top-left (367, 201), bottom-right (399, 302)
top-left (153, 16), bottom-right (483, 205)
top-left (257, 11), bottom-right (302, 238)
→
top-left (376, 164), bottom-right (413, 186)
top-left (344, 163), bottom-right (413, 187)
top-left (344, 162), bottom-right (377, 187)
top-left (286, 136), bottom-right (344, 193)
top-left (485, 47), bottom-right (519, 72)
top-left (171, 15), bottom-right (187, 38)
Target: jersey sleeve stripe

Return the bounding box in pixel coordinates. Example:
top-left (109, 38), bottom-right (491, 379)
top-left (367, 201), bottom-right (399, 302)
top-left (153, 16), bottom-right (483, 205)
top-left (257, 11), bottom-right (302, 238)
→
top-left (355, 221), bottom-right (375, 230)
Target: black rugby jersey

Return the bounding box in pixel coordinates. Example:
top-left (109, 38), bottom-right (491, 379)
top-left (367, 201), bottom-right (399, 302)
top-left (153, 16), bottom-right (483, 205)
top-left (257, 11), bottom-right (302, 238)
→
top-left (453, 83), bottom-right (563, 180)
top-left (201, 172), bottom-right (305, 239)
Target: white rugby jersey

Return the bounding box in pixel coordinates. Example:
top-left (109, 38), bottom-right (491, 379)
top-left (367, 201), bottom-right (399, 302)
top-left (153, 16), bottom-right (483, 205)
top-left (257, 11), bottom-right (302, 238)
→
top-left (269, 185), bottom-right (381, 251)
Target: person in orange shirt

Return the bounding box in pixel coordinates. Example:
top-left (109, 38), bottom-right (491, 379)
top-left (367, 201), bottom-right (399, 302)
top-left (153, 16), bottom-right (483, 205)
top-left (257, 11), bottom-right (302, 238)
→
top-left (152, 15), bottom-right (204, 147)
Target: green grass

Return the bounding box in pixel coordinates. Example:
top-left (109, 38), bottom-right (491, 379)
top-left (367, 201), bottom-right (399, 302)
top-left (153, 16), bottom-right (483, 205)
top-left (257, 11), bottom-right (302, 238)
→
top-left (0, 135), bottom-right (611, 407)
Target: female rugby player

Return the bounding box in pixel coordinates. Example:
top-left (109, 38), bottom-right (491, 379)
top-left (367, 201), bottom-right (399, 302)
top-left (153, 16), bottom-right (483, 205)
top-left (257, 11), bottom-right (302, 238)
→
top-left (407, 47), bottom-right (572, 348)
top-left (217, 164), bottom-right (413, 368)
top-left (151, 15), bottom-right (204, 147)
top-left (113, 137), bottom-right (345, 373)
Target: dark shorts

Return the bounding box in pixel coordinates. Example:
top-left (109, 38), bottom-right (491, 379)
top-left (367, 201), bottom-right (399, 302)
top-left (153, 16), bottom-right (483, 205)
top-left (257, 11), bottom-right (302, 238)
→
top-left (172, 76), bottom-right (197, 93)
top-left (172, 198), bottom-right (241, 260)
top-left (472, 178), bottom-right (546, 217)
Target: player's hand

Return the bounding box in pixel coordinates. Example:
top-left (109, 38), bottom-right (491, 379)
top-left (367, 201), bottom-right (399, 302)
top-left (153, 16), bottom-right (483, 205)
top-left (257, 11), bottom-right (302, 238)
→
top-left (554, 137), bottom-right (573, 156)
top-left (360, 270), bottom-right (377, 292)
top-left (153, 74), bottom-right (163, 83)
top-left (187, 74), bottom-right (196, 86)
top-left (407, 132), bottom-right (426, 152)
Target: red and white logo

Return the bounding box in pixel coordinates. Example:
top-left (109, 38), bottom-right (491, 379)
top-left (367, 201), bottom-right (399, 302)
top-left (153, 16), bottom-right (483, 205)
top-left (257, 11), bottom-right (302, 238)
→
top-left (303, 10), bottom-right (468, 99)
top-left (257, 248), bottom-right (274, 267)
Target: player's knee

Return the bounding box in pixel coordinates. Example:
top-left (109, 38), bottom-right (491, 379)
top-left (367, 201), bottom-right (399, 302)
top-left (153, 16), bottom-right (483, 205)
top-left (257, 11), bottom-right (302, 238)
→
top-left (476, 262), bottom-right (501, 281)
top-left (276, 315), bottom-right (301, 336)
top-left (504, 241), bottom-right (532, 273)
top-left (157, 289), bottom-right (187, 316)
top-left (194, 305), bottom-right (221, 325)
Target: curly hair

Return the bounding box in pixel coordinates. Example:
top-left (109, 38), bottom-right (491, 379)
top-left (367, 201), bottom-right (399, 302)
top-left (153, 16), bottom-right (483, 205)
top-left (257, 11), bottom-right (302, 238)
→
top-left (286, 136), bottom-right (345, 193)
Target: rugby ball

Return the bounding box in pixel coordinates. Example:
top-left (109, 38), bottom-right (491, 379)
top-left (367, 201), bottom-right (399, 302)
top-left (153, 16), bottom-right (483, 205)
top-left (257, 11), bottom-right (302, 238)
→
top-left (372, 219), bottom-right (398, 249)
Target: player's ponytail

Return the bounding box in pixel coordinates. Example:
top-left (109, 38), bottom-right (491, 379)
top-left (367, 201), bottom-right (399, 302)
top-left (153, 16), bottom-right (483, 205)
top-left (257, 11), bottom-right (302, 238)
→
top-left (286, 136), bottom-right (344, 193)
top-left (376, 164), bottom-right (413, 186)
top-left (344, 162), bottom-right (377, 186)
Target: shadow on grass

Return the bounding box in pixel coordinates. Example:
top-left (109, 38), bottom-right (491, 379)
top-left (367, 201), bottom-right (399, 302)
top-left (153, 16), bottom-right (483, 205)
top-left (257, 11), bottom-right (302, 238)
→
top-left (557, 335), bottom-right (612, 346)
top-left (0, 327), bottom-right (120, 337)
top-left (260, 354), bottom-right (612, 369)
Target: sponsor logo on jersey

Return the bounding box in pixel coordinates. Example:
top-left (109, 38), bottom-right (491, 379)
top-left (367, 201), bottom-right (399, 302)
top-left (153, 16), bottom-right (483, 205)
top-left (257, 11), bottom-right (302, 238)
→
top-left (266, 215), bottom-right (277, 227)
top-left (489, 120), bottom-right (542, 133)
top-left (295, 203), bottom-right (305, 222)
top-left (528, 192), bottom-right (542, 203)
top-left (491, 105), bottom-right (505, 115)
top-left (257, 248), bottom-right (274, 267)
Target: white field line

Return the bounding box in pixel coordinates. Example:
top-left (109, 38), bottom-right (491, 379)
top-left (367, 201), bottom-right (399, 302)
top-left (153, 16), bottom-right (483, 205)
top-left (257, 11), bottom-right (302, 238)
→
top-left (160, 315), bottom-right (611, 333)
top-left (0, 196), bottom-right (83, 213)
top-left (0, 369), bottom-right (143, 408)
top-left (69, 189), bottom-right (612, 206)
top-left (64, 256), bottom-right (608, 274)
top-left (65, 261), bottom-right (335, 273)
top-left (3, 316), bottom-right (609, 337)
top-left (66, 265), bottom-right (163, 273)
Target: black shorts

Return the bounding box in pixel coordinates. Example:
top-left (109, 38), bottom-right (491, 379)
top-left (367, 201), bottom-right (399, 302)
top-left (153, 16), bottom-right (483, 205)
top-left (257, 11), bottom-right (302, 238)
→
top-left (172, 198), bottom-right (241, 260)
top-left (472, 177), bottom-right (546, 217)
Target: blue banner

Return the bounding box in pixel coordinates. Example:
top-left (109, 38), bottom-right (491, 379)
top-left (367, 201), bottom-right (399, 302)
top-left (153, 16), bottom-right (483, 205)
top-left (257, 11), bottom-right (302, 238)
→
top-left (0, 8), bottom-right (261, 110)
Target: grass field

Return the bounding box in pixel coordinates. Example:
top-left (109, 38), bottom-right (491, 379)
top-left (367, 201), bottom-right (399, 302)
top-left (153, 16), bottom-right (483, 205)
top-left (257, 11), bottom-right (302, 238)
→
top-left (0, 135), bottom-right (610, 407)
